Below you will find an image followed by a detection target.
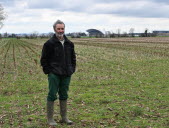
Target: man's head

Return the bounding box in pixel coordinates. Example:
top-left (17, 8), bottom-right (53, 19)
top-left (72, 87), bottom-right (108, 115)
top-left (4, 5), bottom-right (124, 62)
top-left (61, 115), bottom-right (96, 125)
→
top-left (53, 20), bottom-right (65, 39)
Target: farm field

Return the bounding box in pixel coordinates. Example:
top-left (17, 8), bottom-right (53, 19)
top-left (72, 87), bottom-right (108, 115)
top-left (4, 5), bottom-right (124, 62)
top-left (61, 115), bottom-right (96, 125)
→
top-left (0, 37), bottom-right (169, 128)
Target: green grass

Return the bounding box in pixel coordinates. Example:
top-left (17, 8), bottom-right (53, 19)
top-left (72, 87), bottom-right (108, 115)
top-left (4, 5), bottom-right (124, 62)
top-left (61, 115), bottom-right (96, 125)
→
top-left (0, 38), bottom-right (169, 128)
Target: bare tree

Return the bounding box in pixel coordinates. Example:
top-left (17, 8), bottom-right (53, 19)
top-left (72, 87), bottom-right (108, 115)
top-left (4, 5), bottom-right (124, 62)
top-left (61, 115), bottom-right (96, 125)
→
top-left (145, 28), bottom-right (148, 37)
top-left (122, 32), bottom-right (128, 37)
top-left (30, 31), bottom-right (39, 38)
top-left (105, 31), bottom-right (111, 38)
top-left (0, 4), bottom-right (6, 29)
top-left (48, 32), bottom-right (54, 37)
top-left (129, 28), bottom-right (135, 37)
top-left (117, 28), bottom-right (121, 37)
top-left (4, 32), bottom-right (8, 37)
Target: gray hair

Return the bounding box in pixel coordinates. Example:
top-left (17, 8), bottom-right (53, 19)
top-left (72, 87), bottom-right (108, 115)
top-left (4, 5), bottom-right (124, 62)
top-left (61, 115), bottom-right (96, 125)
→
top-left (53, 20), bottom-right (65, 31)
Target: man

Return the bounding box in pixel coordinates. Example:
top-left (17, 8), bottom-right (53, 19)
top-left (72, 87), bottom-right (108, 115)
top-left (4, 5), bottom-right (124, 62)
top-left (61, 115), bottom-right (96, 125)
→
top-left (40, 20), bottom-right (76, 126)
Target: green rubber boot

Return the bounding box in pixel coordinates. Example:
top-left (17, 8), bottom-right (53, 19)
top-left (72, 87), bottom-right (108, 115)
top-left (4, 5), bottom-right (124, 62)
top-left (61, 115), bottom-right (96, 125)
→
top-left (47, 101), bottom-right (57, 126)
top-left (59, 100), bottom-right (73, 125)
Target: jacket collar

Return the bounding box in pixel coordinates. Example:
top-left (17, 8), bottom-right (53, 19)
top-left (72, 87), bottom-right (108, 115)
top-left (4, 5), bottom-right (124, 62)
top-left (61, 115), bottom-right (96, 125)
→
top-left (52, 34), bottom-right (69, 43)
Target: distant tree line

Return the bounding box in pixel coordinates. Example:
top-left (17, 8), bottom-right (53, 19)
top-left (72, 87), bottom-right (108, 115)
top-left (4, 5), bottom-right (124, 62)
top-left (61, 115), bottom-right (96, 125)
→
top-left (104, 28), bottom-right (157, 38)
top-left (1, 32), bottom-right (55, 39)
top-left (0, 31), bottom-right (158, 39)
top-left (1, 27), bottom-right (160, 39)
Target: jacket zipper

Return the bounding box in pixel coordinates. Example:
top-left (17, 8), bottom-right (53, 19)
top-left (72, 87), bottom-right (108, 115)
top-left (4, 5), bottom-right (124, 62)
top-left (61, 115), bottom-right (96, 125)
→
top-left (62, 42), bottom-right (67, 75)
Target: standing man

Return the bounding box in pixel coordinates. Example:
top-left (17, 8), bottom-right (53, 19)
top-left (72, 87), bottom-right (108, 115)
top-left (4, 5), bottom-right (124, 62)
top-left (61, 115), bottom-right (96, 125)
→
top-left (40, 20), bottom-right (76, 126)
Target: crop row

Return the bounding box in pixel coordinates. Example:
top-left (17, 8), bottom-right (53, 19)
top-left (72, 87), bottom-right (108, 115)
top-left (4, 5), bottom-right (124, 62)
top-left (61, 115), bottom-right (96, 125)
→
top-left (72, 37), bottom-right (169, 58)
top-left (0, 38), bottom-right (41, 80)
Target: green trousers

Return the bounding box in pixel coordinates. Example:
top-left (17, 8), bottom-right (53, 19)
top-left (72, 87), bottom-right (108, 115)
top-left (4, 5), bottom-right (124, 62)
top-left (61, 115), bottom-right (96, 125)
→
top-left (47, 73), bottom-right (71, 101)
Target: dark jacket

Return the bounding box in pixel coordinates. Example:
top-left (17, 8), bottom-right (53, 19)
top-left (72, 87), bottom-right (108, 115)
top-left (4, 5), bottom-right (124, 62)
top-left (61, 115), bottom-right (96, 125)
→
top-left (40, 34), bottom-right (76, 76)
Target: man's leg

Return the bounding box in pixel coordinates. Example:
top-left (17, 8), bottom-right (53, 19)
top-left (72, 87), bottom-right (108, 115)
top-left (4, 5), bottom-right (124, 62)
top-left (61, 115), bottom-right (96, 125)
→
top-left (47, 73), bottom-right (60, 126)
top-left (58, 76), bottom-right (73, 125)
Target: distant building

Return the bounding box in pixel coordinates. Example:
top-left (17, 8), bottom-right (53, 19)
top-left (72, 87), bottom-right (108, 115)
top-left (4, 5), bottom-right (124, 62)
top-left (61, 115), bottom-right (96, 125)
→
top-left (153, 31), bottom-right (169, 36)
top-left (86, 29), bottom-right (104, 37)
top-left (66, 32), bottom-right (87, 38)
top-left (153, 31), bottom-right (169, 34)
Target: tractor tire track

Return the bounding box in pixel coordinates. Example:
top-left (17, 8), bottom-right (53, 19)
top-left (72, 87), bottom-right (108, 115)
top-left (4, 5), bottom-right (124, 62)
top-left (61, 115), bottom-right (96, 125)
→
top-left (18, 40), bottom-right (40, 65)
top-left (19, 40), bottom-right (40, 56)
top-left (1, 41), bottom-right (11, 80)
top-left (3, 41), bottom-right (11, 68)
top-left (17, 42), bottom-right (38, 65)
top-left (12, 43), bottom-right (17, 69)
top-left (0, 39), bottom-right (9, 49)
top-left (0, 42), bottom-right (9, 56)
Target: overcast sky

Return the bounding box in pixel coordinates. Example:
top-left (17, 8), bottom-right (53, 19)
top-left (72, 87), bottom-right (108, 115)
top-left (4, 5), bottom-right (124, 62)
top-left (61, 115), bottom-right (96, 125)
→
top-left (1, 0), bottom-right (169, 34)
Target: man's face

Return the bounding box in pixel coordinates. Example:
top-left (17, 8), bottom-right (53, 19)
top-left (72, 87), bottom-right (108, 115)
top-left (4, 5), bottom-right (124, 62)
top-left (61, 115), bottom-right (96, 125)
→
top-left (55, 24), bottom-right (65, 37)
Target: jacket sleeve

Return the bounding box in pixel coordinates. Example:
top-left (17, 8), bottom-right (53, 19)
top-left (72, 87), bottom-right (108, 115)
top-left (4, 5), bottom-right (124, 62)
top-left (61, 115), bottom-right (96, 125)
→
top-left (40, 43), bottom-right (51, 74)
top-left (71, 43), bottom-right (76, 72)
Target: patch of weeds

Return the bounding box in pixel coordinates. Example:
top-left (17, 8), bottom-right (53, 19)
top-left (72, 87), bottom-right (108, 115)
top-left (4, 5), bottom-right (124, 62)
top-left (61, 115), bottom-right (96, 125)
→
top-left (99, 98), bottom-right (112, 104)
top-left (130, 106), bottom-right (144, 117)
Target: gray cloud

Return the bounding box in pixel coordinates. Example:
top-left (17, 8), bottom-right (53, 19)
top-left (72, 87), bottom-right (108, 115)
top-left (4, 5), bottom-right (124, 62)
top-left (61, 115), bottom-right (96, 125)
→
top-left (2, 0), bottom-right (169, 18)
top-left (0, 0), bottom-right (14, 6)
top-left (87, 1), bottom-right (169, 18)
top-left (152, 0), bottom-right (169, 4)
